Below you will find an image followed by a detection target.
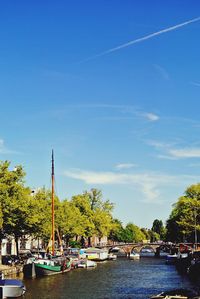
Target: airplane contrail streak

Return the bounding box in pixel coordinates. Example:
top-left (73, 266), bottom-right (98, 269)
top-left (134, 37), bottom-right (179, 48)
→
top-left (83, 16), bottom-right (200, 62)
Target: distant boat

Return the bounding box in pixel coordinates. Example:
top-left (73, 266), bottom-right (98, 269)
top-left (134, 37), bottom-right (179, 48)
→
top-left (110, 247), bottom-right (120, 253)
top-left (150, 288), bottom-right (199, 299)
top-left (140, 248), bottom-right (155, 257)
top-left (0, 279), bottom-right (26, 298)
top-left (108, 253), bottom-right (117, 260)
top-left (83, 248), bottom-right (108, 261)
top-left (77, 260), bottom-right (97, 268)
top-left (129, 251), bottom-right (140, 260)
top-left (166, 253), bottom-right (178, 264)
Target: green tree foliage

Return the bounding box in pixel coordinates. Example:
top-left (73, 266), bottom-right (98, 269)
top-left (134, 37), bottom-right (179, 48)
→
top-left (0, 161), bottom-right (33, 254)
top-left (0, 159), bottom-right (159, 254)
top-left (109, 219), bottom-right (124, 243)
top-left (0, 204), bottom-right (3, 230)
top-left (90, 189), bottom-right (114, 242)
top-left (141, 228), bottom-right (151, 241)
top-left (152, 219), bottom-right (166, 240)
top-left (125, 223), bottom-right (146, 243)
top-left (57, 199), bottom-right (88, 246)
top-left (30, 188), bottom-right (52, 243)
top-left (71, 189), bottom-right (114, 245)
top-left (71, 193), bottom-right (95, 245)
top-left (93, 208), bottom-right (113, 242)
top-left (148, 230), bottom-right (160, 243)
top-left (166, 183), bottom-right (200, 243)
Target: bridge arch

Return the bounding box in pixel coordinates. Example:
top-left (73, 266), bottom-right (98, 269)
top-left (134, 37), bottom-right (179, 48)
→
top-left (108, 243), bottom-right (175, 255)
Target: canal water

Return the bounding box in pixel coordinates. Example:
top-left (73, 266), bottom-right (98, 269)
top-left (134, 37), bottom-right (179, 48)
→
top-left (23, 257), bottom-right (198, 299)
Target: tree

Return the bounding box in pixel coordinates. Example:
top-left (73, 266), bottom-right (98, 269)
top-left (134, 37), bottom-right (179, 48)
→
top-left (30, 188), bottom-right (52, 244)
top-left (166, 183), bottom-right (200, 243)
top-left (148, 230), bottom-right (160, 243)
top-left (87, 189), bottom-right (114, 244)
top-left (152, 219), bottom-right (166, 240)
top-left (93, 208), bottom-right (113, 243)
top-left (71, 189), bottom-right (114, 246)
top-left (71, 193), bottom-right (95, 246)
top-left (0, 161), bottom-right (33, 255)
top-left (56, 199), bottom-right (89, 247)
top-left (125, 223), bottom-right (145, 243)
top-left (109, 219), bottom-right (124, 243)
top-left (141, 228), bottom-right (151, 241)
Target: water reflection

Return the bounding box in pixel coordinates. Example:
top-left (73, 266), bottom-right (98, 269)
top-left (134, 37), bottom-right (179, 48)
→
top-left (23, 258), bottom-right (197, 299)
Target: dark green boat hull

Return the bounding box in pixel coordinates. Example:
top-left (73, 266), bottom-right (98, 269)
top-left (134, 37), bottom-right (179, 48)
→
top-left (35, 263), bottom-right (71, 277)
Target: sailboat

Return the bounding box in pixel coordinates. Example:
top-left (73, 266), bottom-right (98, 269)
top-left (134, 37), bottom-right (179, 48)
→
top-left (23, 151), bottom-right (71, 278)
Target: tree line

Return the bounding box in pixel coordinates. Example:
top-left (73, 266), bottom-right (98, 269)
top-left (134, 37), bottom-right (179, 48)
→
top-left (0, 160), bottom-right (164, 255)
top-left (166, 183), bottom-right (200, 244)
top-left (2, 159), bottom-right (195, 256)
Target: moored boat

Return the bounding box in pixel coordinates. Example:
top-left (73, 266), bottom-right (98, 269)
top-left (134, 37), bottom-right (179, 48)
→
top-left (150, 288), bottom-right (199, 299)
top-left (108, 253), bottom-right (117, 260)
top-left (23, 256), bottom-right (71, 277)
top-left (84, 248), bottom-right (108, 261)
top-left (140, 248), bottom-right (155, 257)
top-left (34, 257), bottom-right (71, 276)
top-left (129, 251), bottom-right (140, 260)
top-left (166, 253), bottom-right (178, 264)
top-left (0, 279), bottom-right (26, 298)
top-left (77, 259), bottom-right (97, 268)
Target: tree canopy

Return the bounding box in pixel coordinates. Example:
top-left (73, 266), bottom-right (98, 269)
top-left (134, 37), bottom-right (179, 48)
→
top-left (152, 219), bottom-right (166, 240)
top-left (166, 183), bottom-right (200, 243)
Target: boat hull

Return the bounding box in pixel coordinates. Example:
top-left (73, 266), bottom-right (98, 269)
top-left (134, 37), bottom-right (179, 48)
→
top-left (0, 280), bottom-right (26, 298)
top-left (23, 263), bottom-right (36, 278)
top-left (35, 263), bottom-right (71, 277)
top-left (166, 254), bottom-right (177, 265)
top-left (129, 255), bottom-right (140, 260)
top-left (23, 258), bottom-right (71, 278)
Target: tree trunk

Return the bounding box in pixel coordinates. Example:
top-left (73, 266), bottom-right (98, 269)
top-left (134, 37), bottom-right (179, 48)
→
top-left (80, 236), bottom-right (85, 247)
top-left (0, 239), bottom-right (2, 265)
top-left (88, 237), bottom-right (91, 247)
top-left (15, 236), bottom-right (19, 256)
top-left (66, 236), bottom-right (70, 247)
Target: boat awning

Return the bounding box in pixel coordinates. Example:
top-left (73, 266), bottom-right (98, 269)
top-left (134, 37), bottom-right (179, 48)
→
top-left (0, 279), bottom-right (24, 287)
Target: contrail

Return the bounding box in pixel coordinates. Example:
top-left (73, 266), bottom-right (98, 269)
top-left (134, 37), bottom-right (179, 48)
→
top-left (83, 16), bottom-right (200, 62)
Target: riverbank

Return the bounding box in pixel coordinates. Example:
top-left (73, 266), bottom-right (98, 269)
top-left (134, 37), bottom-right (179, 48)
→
top-left (0, 264), bottom-right (23, 277)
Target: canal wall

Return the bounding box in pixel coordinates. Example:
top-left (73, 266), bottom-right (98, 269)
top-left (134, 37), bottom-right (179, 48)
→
top-left (0, 264), bottom-right (23, 277)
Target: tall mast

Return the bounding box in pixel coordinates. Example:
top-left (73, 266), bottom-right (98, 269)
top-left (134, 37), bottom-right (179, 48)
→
top-left (51, 150), bottom-right (55, 256)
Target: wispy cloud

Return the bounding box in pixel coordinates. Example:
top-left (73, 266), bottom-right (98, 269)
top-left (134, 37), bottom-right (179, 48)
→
top-left (0, 139), bottom-right (18, 154)
top-left (190, 81), bottom-right (200, 87)
top-left (147, 140), bottom-right (174, 149)
top-left (169, 148), bottom-right (200, 158)
top-left (83, 16), bottom-right (200, 61)
top-left (142, 113), bottom-right (160, 122)
top-left (157, 154), bottom-right (179, 160)
top-left (0, 139), bottom-right (9, 154)
top-left (43, 104), bottom-right (160, 123)
top-left (148, 140), bottom-right (200, 160)
top-left (64, 168), bottom-right (198, 203)
top-left (115, 163), bottom-right (137, 170)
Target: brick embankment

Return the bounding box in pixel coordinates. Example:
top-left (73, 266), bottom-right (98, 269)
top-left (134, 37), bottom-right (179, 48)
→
top-left (0, 264), bottom-right (23, 277)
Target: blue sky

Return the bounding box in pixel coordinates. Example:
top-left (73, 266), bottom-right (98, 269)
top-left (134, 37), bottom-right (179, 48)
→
top-left (1, 1), bottom-right (200, 228)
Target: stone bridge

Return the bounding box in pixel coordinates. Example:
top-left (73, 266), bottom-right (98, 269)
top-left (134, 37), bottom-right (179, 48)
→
top-left (104, 243), bottom-right (176, 255)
